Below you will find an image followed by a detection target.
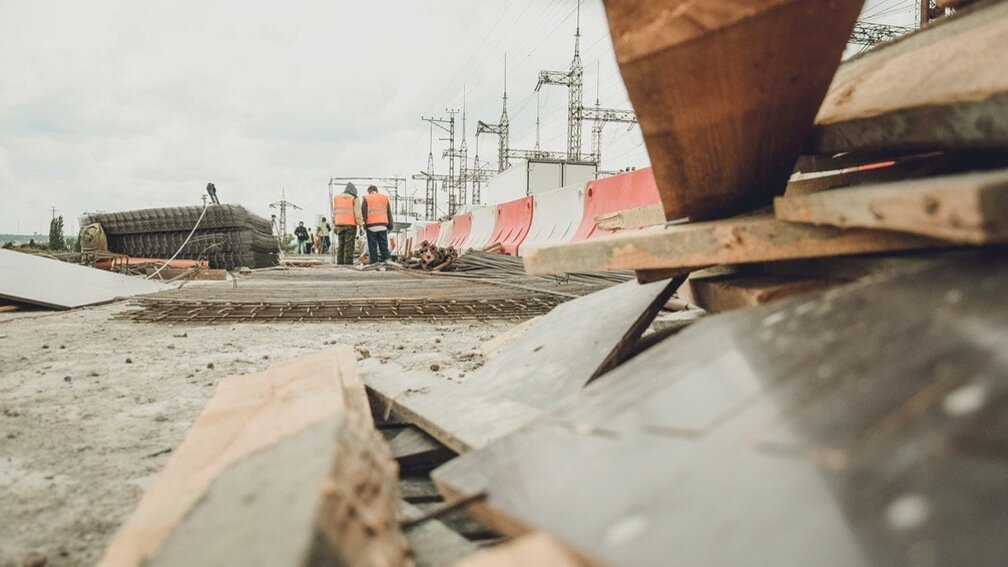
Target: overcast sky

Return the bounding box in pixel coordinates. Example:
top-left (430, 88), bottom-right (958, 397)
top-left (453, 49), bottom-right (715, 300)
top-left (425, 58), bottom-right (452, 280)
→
top-left (0, 0), bottom-right (916, 235)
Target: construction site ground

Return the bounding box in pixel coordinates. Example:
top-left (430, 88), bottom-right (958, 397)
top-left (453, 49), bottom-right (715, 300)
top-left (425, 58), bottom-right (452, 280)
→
top-left (0, 268), bottom-right (515, 566)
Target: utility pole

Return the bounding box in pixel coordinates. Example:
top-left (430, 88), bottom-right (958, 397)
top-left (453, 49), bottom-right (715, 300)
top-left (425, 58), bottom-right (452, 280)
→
top-left (476, 55), bottom-right (511, 173)
top-left (269, 189), bottom-right (301, 239)
top-left (412, 123), bottom-right (446, 220)
top-left (49, 206), bottom-right (58, 219)
top-left (920, 0), bottom-right (930, 27)
top-left (458, 90), bottom-right (469, 207)
top-left (423, 110), bottom-right (459, 215)
top-left (581, 62), bottom-right (637, 164)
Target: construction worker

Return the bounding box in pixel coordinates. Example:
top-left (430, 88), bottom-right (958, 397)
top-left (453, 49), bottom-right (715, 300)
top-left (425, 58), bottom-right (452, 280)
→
top-left (317, 217), bottom-right (332, 254)
top-left (332, 183), bottom-right (363, 265)
top-left (294, 221), bottom-right (309, 254)
top-left (361, 185), bottom-right (393, 264)
top-left (206, 182), bottom-right (220, 205)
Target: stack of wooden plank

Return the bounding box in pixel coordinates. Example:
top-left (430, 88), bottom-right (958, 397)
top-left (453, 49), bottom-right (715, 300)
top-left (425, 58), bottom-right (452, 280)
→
top-left (527, 0), bottom-right (1008, 315)
top-left (423, 2), bottom-right (1008, 565)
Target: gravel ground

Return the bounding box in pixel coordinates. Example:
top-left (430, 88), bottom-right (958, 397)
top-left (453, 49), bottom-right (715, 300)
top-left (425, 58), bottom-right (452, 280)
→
top-left (0, 279), bottom-right (513, 566)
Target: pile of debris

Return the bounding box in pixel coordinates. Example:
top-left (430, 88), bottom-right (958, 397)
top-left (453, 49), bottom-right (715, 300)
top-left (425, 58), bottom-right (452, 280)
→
top-left (401, 241), bottom-right (460, 271)
top-left (81, 204), bottom-right (279, 270)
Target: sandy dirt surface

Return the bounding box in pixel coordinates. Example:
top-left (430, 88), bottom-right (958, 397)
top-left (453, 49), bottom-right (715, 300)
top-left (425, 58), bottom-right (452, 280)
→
top-left (0, 274), bottom-right (513, 566)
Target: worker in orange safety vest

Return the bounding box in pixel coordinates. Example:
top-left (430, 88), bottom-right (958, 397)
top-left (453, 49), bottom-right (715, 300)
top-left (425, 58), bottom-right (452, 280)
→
top-left (332, 183), bottom-right (363, 265)
top-left (360, 185), bottom-right (394, 264)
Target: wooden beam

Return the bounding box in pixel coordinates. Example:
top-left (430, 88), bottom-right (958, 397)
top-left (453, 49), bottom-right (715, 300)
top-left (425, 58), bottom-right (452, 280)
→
top-left (603, 0), bottom-right (863, 220)
top-left (99, 347), bottom-right (376, 567)
top-left (384, 425), bottom-right (455, 474)
top-left (149, 414), bottom-right (408, 566)
top-left (811, 0), bottom-right (1008, 153)
top-left (784, 154), bottom-right (947, 197)
top-left (593, 205), bottom-right (666, 231)
top-left (688, 275), bottom-right (843, 313)
top-left (524, 215), bottom-right (946, 275)
top-left (775, 169), bottom-right (1008, 244)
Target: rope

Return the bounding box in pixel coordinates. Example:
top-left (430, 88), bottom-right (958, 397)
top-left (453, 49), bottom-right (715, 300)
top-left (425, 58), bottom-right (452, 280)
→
top-left (145, 203), bottom-right (210, 280)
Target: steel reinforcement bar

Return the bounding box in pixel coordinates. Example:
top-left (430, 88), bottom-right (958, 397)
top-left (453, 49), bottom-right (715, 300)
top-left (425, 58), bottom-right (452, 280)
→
top-left (115, 296), bottom-right (563, 323)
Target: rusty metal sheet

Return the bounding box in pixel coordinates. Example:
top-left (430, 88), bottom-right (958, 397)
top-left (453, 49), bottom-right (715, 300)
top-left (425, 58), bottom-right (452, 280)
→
top-left (434, 251), bottom-right (1008, 567)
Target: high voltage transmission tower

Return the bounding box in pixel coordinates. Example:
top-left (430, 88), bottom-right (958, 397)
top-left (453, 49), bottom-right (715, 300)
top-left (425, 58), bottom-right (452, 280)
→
top-left (476, 57), bottom-right (511, 174)
top-left (477, 57), bottom-right (569, 175)
top-left (535, 3), bottom-right (637, 164)
top-left (535, 3), bottom-right (584, 161)
top-left (428, 1), bottom-right (642, 208)
top-left (269, 189), bottom-right (301, 238)
top-left (413, 122), bottom-right (444, 220)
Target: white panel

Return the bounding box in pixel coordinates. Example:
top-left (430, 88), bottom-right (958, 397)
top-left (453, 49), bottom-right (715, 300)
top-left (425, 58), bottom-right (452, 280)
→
top-left (562, 163), bottom-right (598, 186)
top-left (527, 161), bottom-right (563, 195)
top-left (0, 249), bottom-right (167, 309)
top-left (483, 164), bottom-right (528, 205)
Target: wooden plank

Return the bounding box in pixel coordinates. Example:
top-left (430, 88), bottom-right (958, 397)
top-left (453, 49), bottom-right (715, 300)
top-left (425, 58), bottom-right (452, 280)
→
top-left (688, 274), bottom-right (843, 313)
top-left (454, 533), bottom-right (599, 567)
top-left (775, 169), bottom-right (1008, 244)
top-left (150, 413), bottom-right (408, 566)
top-left (525, 215), bottom-right (946, 275)
top-left (593, 205), bottom-right (666, 231)
top-left (385, 425), bottom-right (455, 473)
top-left (399, 500), bottom-right (478, 567)
top-left (435, 253), bottom-right (1008, 566)
top-left (811, 0), bottom-right (1008, 153)
top-left (412, 501), bottom-right (498, 541)
top-left (363, 278), bottom-right (678, 453)
top-left (99, 347), bottom-right (368, 567)
top-left (604, 0), bottom-right (862, 220)
top-left (399, 475), bottom-right (444, 504)
top-left (783, 154), bottom-right (948, 197)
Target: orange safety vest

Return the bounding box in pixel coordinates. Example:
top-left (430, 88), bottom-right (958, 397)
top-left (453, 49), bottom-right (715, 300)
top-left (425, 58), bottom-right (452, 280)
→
top-left (363, 193), bottom-right (390, 226)
top-left (332, 193), bottom-right (356, 226)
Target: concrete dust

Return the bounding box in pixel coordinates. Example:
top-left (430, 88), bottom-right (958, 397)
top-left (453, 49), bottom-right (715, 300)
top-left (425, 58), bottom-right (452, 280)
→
top-left (0, 299), bottom-right (512, 566)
